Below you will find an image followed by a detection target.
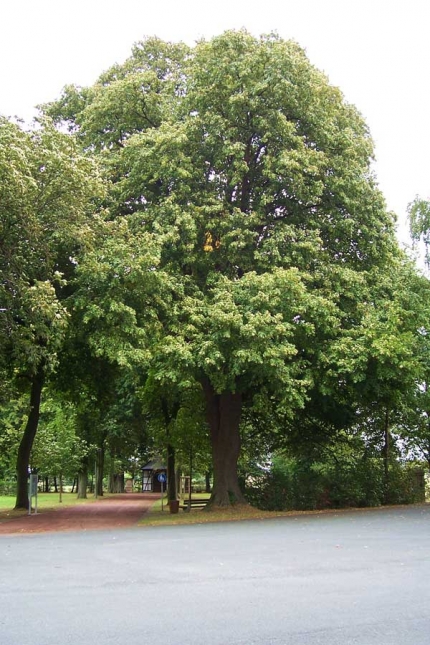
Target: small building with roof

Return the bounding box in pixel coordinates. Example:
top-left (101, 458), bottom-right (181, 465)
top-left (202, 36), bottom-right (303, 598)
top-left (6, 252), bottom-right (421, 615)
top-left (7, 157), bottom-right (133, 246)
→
top-left (141, 458), bottom-right (167, 493)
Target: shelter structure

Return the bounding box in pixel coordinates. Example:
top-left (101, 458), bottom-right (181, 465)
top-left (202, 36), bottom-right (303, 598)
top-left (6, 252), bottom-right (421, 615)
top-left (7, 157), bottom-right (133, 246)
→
top-left (141, 458), bottom-right (167, 493)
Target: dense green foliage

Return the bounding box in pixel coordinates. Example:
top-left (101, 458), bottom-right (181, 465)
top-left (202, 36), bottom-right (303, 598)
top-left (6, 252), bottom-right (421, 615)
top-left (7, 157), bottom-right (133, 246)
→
top-left (1, 31), bottom-right (429, 509)
top-left (246, 451), bottom-right (425, 511)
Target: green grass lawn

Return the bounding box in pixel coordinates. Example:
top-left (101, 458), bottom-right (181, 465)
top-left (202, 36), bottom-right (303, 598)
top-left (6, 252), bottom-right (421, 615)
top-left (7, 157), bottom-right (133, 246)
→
top-left (0, 492), bottom-right (99, 522)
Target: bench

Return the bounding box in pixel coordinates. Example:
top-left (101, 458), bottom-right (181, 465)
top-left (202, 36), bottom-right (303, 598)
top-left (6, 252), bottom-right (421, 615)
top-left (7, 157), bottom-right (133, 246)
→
top-left (180, 498), bottom-right (210, 512)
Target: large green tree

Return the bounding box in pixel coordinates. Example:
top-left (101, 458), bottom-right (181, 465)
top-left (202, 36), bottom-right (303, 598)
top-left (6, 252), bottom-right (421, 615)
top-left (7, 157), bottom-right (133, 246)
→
top-left (45, 31), bottom-right (400, 506)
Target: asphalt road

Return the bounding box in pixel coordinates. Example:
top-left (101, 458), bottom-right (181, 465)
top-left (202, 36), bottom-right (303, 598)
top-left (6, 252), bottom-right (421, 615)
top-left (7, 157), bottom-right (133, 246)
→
top-left (1, 505), bottom-right (429, 645)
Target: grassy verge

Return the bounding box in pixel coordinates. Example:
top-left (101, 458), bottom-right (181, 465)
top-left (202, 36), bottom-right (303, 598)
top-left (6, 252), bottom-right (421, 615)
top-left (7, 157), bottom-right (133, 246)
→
top-left (0, 492), bottom-right (100, 522)
top-left (149, 492), bottom-right (210, 513)
top-left (141, 495), bottom-right (292, 527)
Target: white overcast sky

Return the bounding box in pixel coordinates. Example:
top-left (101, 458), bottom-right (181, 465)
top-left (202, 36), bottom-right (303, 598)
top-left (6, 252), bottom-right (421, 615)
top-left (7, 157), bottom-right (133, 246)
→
top-left (1, 0), bottom-right (429, 250)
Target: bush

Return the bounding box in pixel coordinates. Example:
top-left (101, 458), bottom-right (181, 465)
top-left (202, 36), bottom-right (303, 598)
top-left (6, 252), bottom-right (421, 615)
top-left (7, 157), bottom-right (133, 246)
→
top-left (246, 455), bottom-right (425, 511)
top-left (0, 478), bottom-right (16, 496)
top-left (386, 464), bottom-right (426, 504)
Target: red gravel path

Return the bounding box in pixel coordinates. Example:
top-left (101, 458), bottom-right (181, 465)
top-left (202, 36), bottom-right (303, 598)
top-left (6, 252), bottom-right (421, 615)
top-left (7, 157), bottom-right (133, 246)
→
top-left (0, 493), bottom-right (160, 535)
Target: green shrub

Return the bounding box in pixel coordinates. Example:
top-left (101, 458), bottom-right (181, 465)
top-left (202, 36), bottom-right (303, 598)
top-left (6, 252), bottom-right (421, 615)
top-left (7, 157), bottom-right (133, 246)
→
top-left (246, 454), bottom-right (425, 511)
top-left (0, 478), bottom-right (16, 496)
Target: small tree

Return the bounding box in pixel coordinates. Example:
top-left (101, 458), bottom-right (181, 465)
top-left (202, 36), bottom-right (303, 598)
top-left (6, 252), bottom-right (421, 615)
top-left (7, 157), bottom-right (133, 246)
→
top-left (32, 397), bottom-right (88, 501)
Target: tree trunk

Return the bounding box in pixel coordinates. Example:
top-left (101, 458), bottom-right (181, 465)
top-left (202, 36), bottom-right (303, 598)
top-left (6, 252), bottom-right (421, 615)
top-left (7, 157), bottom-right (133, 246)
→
top-left (176, 468), bottom-right (181, 498)
top-left (383, 408), bottom-right (390, 504)
top-left (205, 470), bottom-right (212, 493)
top-left (77, 459), bottom-right (88, 499)
top-left (53, 476), bottom-right (58, 493)
top-left (109, 472), bottom-right (125, 493)
top-left (162, 398), bottom-right (178, 502)
top-left (167, 443), bottom-right (177, 501)
top-left (189, 447), bottom-right (193, 507)
top-left (96, 447), bottom-right (104, 496)
top-left (15, 369), bottom-right (44, 509)
top-left (203, 380), bottom-right (247, 507)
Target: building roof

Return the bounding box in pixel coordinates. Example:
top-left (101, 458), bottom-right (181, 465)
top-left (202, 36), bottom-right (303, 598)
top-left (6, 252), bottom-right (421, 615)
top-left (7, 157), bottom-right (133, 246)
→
top-left (142, 458), bottom-right (166, 471)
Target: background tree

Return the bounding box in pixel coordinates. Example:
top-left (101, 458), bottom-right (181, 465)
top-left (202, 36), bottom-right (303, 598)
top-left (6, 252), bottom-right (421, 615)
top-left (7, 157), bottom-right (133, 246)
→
top-left (324, 257), bottom-right (430, 499)
top-left (408, 197), bottom-right (430, 267)
top-left (141, 374), bottom-right (210, 501)
top-left (397, 324), bottom-right (430, 471)
top-left (0, 117), bottom-right (104, 508)
top-left (31, 394), bottom-right (88, 501)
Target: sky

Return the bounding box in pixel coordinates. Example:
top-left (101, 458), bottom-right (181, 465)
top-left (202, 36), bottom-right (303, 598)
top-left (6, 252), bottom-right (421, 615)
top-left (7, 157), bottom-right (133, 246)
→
top-left (1, 0), bottom-right (429, 253)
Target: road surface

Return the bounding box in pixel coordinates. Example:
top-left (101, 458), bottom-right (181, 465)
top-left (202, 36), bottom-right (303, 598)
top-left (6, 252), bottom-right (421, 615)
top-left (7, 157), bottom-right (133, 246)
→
top-left (1, 504), bottom-right (429, 644)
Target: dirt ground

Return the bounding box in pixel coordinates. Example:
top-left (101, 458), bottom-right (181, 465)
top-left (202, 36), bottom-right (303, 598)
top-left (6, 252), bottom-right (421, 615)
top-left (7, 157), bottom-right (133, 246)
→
top-left (0, 493), bottom-right (160, 535)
